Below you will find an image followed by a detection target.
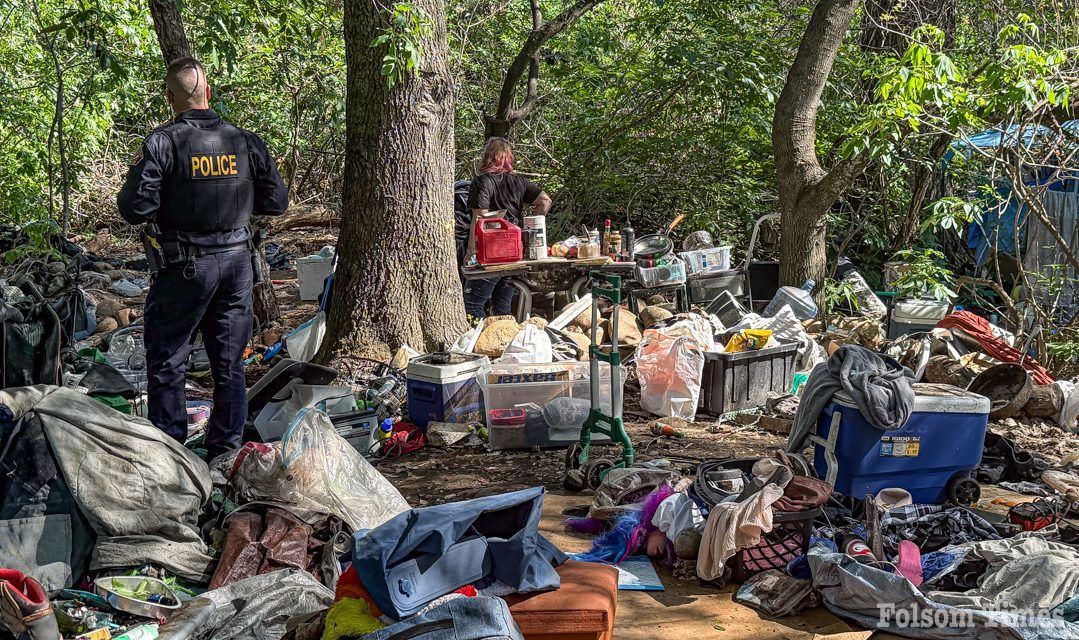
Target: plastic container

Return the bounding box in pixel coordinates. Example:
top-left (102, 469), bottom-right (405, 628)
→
top-left (762, 279), bottom-right (817, 320)
top-left (698, 342), bottom-right (798, 415)
top-left (887, 298), bottom-right (951, 338)
top-left (635, 258), bottom-right (686, 288)
top-left (475, 218), bottom-right (523, 265)
top-left (407, 353), bottom-right (490, 429)
top-left (840, 269), bottom-right (888, 319)
top-left (297, 247), bottom-right (335, 301)
top-left (477, 361), bottom-right (625, 449)
top-left (680, 246), bottom-right (732, 275)
top-left (812, 383), bottom-right (990, 504)
top-left (704, 290), bottom-right (750, 327)
top-left (690, 270), bottom-right (747, 307)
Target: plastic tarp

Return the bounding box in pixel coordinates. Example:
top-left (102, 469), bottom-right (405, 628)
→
top-left (159, 568), bottom-right (334, 640)
top-left (226, 409), bottom-right (409, 531)
top-left (1025, 189), bottom-right (1079, 308)
top-left (0, 385), bottom-right (214, 581)
top-left (808, 547), bottom-right (1079, 639)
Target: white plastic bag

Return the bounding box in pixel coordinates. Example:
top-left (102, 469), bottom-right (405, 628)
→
top-left (1057, 380), bottom-right (1079, 433)
top-left (636, 328), bottom-right (705, 420)
top-left (286, 312), bottom-right (326, 362)
top-left (451, 326), bottom-right (481, 354)
top-left (495, 324), bottom-right (553, 364)
top-left (227, 409), bottom-right (410, 530)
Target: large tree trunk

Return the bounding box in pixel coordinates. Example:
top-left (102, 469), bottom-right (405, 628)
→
top-left (148, 0), bottom-right (192, 64)
top-left (773, 0), bottom-right (867, 287)
top-left (317, 0), bottom-right (465, 363)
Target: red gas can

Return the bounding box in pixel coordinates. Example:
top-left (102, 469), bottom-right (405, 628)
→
top-left (475, 218), bottom-right (523, 265)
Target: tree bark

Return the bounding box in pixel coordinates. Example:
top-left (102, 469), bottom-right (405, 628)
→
top-left (318, 0), bottom-right (466, 363)
top-left (148, 0), bottom-right (193, 64)
top-left (485, 0), bottom-right (607, 138)
top-left (892, 132), bottom-right (953, 250)
top-left (773, 0), bottom-right (867, 288)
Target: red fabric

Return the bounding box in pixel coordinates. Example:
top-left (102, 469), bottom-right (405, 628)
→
top-left (0, 570), bottom-right (47, 606)
top-left (333, 566), bottom-right (383, 617)
top-left (453, 585), bottom-right (478, 597)
top-left (936, 311), bottom-right (1054, 385)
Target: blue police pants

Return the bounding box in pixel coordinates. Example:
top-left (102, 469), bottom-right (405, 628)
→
top-left (463, 277), bottom-right (516, 320)
top-left (144, 248), bottom-right (253, 460)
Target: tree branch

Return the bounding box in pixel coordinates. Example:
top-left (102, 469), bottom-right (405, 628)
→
top-left (488, 0), bottom-right (607, 136)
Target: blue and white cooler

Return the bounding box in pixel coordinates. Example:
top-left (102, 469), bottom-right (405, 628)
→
top-left (810, 383), bottom-right (991, 505)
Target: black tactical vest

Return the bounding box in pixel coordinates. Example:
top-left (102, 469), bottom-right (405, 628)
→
top-left (156, 118), bottom-right (253, 232)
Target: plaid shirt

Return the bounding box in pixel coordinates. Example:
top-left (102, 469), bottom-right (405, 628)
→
top-left (879, 504), bottom-right (999, 553)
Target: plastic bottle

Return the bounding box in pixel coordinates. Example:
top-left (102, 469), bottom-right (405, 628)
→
top-left (377, 418), bottom-right (394, 443)
top-left (762, 279), bottom-right (818, 320)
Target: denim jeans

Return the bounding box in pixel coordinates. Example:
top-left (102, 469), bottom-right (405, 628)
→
top-left (463, 277), bottom-right (516, 320)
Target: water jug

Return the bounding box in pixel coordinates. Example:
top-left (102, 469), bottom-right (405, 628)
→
top-left (475, 218), bottom-right (522, 265)
top-left (762, 279), bottom-right (817, 320)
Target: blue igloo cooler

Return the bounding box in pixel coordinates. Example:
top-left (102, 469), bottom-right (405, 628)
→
top-left (811, 383), bottom-right (991, 504)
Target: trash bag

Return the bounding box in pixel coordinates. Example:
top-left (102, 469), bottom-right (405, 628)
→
top-left (636, 328), bottom-right (705, 420)
top-left (496, 324), bottom-right (553, 364)
top-left (286, 312), bottom-right (326, 362)
top-left (226, 409), bottom-right (409, 531)
top-left (160, 568), bottom-right (334, 640)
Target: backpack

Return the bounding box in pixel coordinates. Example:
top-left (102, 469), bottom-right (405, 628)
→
top-left (356, 597), bottom-right (524, 640)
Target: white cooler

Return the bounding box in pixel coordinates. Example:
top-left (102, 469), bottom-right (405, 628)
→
top-left (888, 298), bottom-right (951, 338)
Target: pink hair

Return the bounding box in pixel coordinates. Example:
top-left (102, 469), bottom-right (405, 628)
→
top-left (479, 138), bottom-right (514, 174)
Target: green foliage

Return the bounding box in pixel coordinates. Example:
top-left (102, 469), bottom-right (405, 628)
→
top-left (892, 249), bottom-right (958, 301)
top-left (822, 277), bottom-right (861, 316)
top-left (371, 3), bottom-right (433, 89)
top-left (923, 197), bottom-right (981, 234)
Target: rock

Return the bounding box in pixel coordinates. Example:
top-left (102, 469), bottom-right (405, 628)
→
top-left (474, 317), bottom-right (519, 357)
top-left (483, 314), bottom-right (516, 328)
top-left (571, 306), bottom-right (593, 330)
top-left (524, 317), bottom-right (548, 330)
top-left (94, 295), bottom-right (126, 320)
top-left (564, 331), bottom-right (591, 360)
top-left (93, 317), bottom-right (119, 335)
top-left (601, 307), bottom-right (642, 346)
top-left (639, 305), bottom-right (673, 329)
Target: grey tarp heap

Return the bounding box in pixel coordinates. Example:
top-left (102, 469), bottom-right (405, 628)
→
top-left (352, 486), bottom-right (567, 620)
top-left (0, 385), bottom-right (215, 582)
top-left (787, 344), bottom-right (916, 452)
top-left (808, 546), bottom-right (1079, 640)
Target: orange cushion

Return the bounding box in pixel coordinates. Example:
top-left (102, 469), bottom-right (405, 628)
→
top-left (504, 560), bottom-right (618, 640)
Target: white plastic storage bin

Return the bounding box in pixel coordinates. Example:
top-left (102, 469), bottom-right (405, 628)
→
top-left (888, 298), bottom-right (951, 339)
top-left (297, 248), bottom-right (335, 301)
top-left (477, 361), bottom-right (626, 450)
top-left (635, 258), bottom-right (686, 288)
top-left (680, 246), bottom-right (731, 275)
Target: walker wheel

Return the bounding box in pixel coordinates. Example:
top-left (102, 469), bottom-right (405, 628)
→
top-left (563, 469), bottom-right (586, 492)
top-left (565, 443), bottom-right (584, 471)
top-left (583, 459), bottom-right (614, 491)
top-left (948, 477), bottom-right (981, 507)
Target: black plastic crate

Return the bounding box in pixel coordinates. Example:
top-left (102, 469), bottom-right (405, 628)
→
top-left (699, 342), bottom-right (797, 415)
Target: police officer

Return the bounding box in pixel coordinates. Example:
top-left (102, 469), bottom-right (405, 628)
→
top-left (118, 58), bottom-right (288, 460)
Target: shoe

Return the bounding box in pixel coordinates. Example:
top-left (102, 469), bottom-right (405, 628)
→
top-left (0, 570), bottom-right (60, 640)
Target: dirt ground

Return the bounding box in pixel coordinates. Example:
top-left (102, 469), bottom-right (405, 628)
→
top-left (74, 225), bottom-right (1079, 639)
